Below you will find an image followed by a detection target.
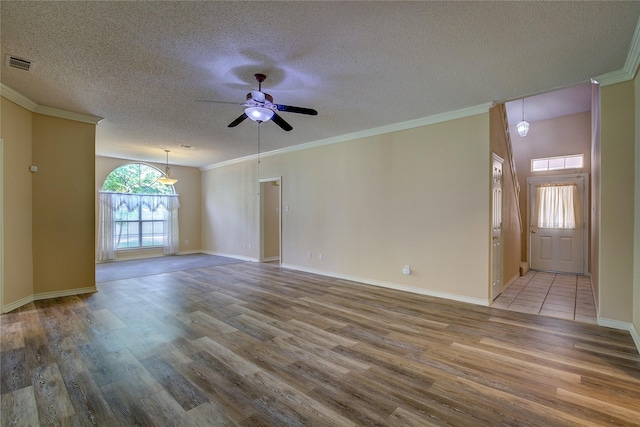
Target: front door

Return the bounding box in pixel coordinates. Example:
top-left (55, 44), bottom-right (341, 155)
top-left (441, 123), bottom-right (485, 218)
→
top-left (491, 154), bottom-right (504, 300)
top-left (529, 174), bottom-right (588, 274)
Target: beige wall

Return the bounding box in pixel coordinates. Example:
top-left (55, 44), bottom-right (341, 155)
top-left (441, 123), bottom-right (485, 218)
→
top-left (599, 80), bottom-right (635, 322)
top-left (202, 160), bottom-right (258, 260)
top-left (96, 156), bottom-right (202, 259)
top-left (1, 97), bottom-right (98, 310)
top-left (1, 97), bottom-right (34, 306)
top-left (511, 112), bottom-right (592, 264)
top-left (489, 104), bottom-right (522, 288)
top-left (32, 114), bottom-right (96, 294)
top-left (591, 85), bottom-right (602, 309)
top-left (202, 113), bottom-right (491, 302)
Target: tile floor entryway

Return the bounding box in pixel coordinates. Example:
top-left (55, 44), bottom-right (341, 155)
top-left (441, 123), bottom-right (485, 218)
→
top-left (491, 270), bottom-right (597, 324)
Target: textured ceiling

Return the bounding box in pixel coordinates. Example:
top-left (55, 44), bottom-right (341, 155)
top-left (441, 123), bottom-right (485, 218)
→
top-left (1, 2), bottom-right (639, 168)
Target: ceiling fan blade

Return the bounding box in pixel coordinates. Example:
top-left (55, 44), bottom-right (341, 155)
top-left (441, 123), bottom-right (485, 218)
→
top-left (270, 112), bottom-right (293, 131)
top-left (275, 104), bottom-right (318, 115)
top-left (228, 113), bottom-right (248, 128)
top-left (251, 90), bottom-right (265, 103)
top-left (196, 99), bottom-right (241, 105)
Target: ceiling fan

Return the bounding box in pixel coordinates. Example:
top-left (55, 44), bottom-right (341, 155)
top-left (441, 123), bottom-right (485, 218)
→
top-left (199, 74), bottom-right (318, 132)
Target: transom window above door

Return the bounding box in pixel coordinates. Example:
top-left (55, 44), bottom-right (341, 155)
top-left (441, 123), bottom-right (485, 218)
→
top-left (531, 154), bottom-right (584, 172)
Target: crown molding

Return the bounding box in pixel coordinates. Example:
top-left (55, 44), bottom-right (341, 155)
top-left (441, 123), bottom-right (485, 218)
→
top-left (33, 104), bottom-right (103, 125)
top-left (0, 83), bottom-right (37, 111)
top-left (1, 83), bottom-right (103, 125)
top-left (595, 16), bottom-right (640, 86)
top-left (201, 102), bottom-right (491, 171)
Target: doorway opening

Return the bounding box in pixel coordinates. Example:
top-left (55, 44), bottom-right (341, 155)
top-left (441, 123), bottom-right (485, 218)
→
top-left (492, 82), bottom-right (597, 322)
top-left (259, 177), bottom-right (282, 264)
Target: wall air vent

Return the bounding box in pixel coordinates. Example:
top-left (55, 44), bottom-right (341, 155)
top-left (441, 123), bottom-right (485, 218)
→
top-left (6, 55), bottom-right (34, 72)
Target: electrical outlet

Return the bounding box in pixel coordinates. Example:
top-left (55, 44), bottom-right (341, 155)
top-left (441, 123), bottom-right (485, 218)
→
top-left (307, 252), bottom-right (312, 259)
top-left (319, 253), bottom-right (323, 260)
top-left (184, 239), bottom-right (189, 245)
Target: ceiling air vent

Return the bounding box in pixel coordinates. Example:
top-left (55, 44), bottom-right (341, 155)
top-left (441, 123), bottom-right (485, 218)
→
top-left (6, 55), bottom-right (34, 72)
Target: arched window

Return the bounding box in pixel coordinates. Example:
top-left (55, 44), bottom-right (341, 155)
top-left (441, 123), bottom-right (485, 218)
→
top-left (97, 163), bottom-right (180, 261)
top-left (102, 163), bottom-right (174, 195)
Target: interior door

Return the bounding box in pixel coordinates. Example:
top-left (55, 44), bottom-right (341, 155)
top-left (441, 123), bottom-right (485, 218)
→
top-left (529, 175), bottom-right (587, 274)
top-left (491, 154), bottom-right (503, 300)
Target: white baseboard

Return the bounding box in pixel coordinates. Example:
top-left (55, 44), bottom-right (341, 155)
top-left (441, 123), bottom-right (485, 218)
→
top-left (280, 263), bottom-right (490, 306)
top-left (2, 286), bottom-right (97, 314)
top-left (200, 250), bottom-right (258, 263)
top-left (630, 324), bottom-right (640, 354)
top-left (597, 317), bottom-right (633, 330)
top-left (262, 256), bottom-right (280, 262)
top-left (35, 286), bottom-right (97, 301)
top-left (502, 273), bottom-right (520, 292)
top-left (2, 294), bottom-right (35, 314)
top-left (519, 262), bottom-right (529, 276)
top-left (598, 317), bottom-right (640, 355)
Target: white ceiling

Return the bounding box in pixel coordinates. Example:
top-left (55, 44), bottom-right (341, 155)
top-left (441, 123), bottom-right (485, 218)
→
top-left (1, 2), bottom-right (638, 168)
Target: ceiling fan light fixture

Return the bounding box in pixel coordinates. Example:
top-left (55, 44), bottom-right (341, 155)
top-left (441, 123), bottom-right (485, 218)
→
top-left (157, 149), bottom-right (178, 185)
top-left (517, 98), bottom-right (530, 137)
top-left (245, 106), bottom-right (274, 123)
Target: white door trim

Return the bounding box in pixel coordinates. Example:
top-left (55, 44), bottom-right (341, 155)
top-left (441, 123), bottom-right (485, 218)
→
top-left (491, 153), bottom-right (504, 300)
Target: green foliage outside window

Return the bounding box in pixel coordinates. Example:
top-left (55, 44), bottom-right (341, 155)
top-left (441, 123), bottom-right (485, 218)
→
top-left (102, 163), bottom-right (174, 249)
top-left (102, 163), bottom-right (173, 194)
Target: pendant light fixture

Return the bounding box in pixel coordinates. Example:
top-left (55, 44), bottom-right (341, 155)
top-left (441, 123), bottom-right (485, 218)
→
top-left (517, 98), bottom-right (530, 137)
top-left (157, 149), bottom-right (178, 185)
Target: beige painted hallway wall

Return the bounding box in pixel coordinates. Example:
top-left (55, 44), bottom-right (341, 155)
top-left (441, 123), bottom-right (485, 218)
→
top-left (600, 79), bottom-right (635, 324)
top-left (202, 113), bottom-right (491, 303)
top-left (1, 96), bottom-right (97, 310)
top-left (32, 114), bottom-right (96, 295)
top-left (1, 97), bottom-right (33, 306)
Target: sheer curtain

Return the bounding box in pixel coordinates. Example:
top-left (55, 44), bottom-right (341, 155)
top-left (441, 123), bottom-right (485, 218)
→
top-left (97, 192), bottom-right (117, 261)
top-left (97, 192), bottom-right (180, 261)
top-left (535, 184), bottom-right (579, 229)
top-left (164, 196), bottom-right (180, 255)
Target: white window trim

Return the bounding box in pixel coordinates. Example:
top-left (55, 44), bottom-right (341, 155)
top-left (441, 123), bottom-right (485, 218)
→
top-left (531, 154), bottom-right (584, 172)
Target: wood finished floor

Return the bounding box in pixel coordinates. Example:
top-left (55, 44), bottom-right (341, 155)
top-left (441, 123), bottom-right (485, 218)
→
top-left (2, 262), bottom-right (640, 426)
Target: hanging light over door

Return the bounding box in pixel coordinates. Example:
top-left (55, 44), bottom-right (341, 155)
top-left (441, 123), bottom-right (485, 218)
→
top-left (517, 98), bottom-right (530, 137)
